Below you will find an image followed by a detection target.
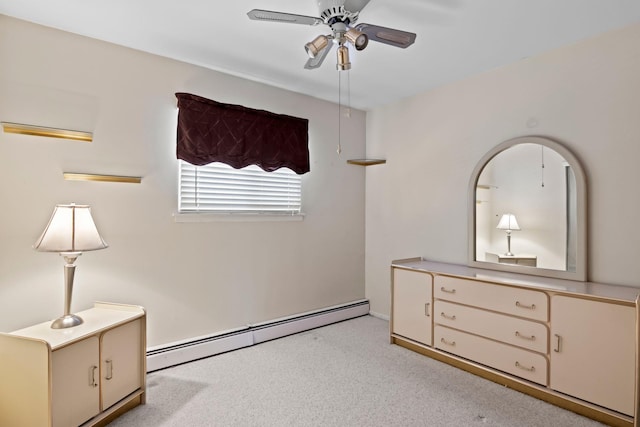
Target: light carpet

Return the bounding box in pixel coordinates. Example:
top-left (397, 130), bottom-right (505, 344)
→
top-left (108, 315), bottom-right (603, 426)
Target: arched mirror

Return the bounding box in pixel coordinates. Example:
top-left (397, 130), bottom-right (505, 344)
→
top-left (468, 136), bottom-right (587, 281)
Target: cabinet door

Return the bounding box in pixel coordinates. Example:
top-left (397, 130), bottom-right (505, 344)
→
top-left (392, 268), bottom-right (433, 345)
top-left (101, 319), bottom-right (143, 409)
top-left (0, 336), bottom-right (50, 427)
top-left (550, 296), bottom-right (635, 416)
top-left (52, 336), bottom-right (100, 427)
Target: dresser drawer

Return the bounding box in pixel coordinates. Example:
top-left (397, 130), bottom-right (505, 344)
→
top-left (434, 301), bottom-right (548, 353)
top-left (434, 276), bottom-right (548, 322)
top-left (434, 325), bottom-right (548, 386)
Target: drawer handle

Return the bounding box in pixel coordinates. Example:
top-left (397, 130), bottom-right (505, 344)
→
top-left (515, 301), bottom-right (536, 310)
top-left (440, 337), bottom-right (456, 346)
top-left (515, 331), bottom-right (536, 341)
top-left (440, 287), bottom-right (456, 294)
top-left (554, 334), bottom-right (562, 353)
top-left (89, 365), bottom-right (99, 388)
top-left (424, 303), bottom-right (430, 317)
top-left (515, 361), bottom-right (535, 372)
top-left (440, 312), bottom-right (456, 321)
top-left (106, 359), bottom-right (113, 380)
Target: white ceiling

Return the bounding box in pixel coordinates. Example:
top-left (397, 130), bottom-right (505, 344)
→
top-left (1, 0), bottom-right (640, 110)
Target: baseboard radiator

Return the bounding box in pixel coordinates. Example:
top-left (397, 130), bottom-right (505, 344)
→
top-left (146, 299), bottom-right (370, 372)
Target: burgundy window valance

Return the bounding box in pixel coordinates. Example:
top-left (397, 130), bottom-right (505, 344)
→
top-left (175, 93), bottom-right (310, 174)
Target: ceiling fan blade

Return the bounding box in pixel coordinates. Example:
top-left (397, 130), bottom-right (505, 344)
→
top-left (355, 23), bottom-right (417, 48)
top-left (343, 0), bottom-right (371, 13)
top-left (247, 9), bottom-right (323, 26)
top-left (304, 43), bottom-right (334, 70)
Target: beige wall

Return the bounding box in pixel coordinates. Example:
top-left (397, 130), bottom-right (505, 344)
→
top-left (0, 16), bottom-right (366, 346)
top-left (366, 23), bottom-right (640, 317)
top-left (5, 14), bottom-right (639, 343)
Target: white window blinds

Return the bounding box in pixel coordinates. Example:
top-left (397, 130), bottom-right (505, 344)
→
top-left (179, 161), bottom-right (302, 214)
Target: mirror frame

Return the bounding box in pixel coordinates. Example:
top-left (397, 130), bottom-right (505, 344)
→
top-left (468, 136), bottom-right (588, 281)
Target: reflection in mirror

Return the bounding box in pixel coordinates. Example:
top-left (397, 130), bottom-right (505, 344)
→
top-left (476, 143), bottom-right (575, 271)
top-left (468, 136), bottom-right (587, 281)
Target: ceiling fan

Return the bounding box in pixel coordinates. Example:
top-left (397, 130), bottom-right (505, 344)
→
top-left (247, 0), bottom-right (417, 71)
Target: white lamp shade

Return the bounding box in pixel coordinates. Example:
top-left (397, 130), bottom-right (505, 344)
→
top-left (34, 204), bottom-right (108, 252)
top-left (496, 213), bottom-right (521, 231)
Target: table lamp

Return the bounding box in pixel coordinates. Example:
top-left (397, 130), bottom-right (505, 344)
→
top-left (496, 213), bottom-right (520, 256)
top-left (33, 203), bottom-right (108, 329)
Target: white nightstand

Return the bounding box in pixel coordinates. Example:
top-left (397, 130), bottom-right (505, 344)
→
top-left (0, 302), bottom-right (146, 427)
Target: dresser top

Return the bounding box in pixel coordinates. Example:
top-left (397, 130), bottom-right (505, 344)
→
top-left (8, 302), bottom-right (145, 349)
top-left (392, 258), bottom-right (640, 304)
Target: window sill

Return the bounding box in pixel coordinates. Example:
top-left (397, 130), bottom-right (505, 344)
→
top-left (174, 212), bottom-right (305, 223)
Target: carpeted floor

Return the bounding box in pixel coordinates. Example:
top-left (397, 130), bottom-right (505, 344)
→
top-left (108, 315), bottom-right (604, 426)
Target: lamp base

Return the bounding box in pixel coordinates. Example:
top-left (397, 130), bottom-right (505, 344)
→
top-left (51, 314), bottom-right (84, 329)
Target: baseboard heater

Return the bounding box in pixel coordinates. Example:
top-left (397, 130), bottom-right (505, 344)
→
top-left (146, 299), bottom-right (370, 372)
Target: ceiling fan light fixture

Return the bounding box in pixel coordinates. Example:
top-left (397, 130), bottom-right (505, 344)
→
top-left (247, 4), bottom-right (417, 70)
top-left (345, 28), bottom-right (368, 51)
top-left (336, 44), bottom-right (351, 71)
top-left (305, 35), bottom-right (330, 58)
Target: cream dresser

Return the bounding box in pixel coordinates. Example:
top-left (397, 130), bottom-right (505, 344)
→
top-left (391, 258), bottom-right (639, 427)
top-left (0, 302), bottom-right (146, 427)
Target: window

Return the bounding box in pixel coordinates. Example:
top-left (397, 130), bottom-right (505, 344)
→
top-left (179, 161), bottom-right (302, 215)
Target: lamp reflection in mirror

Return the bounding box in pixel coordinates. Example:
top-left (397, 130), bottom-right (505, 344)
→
top-left (33, 203), bottom-right (108, 329)
top-left (496, 213), bottom-right (520, 256)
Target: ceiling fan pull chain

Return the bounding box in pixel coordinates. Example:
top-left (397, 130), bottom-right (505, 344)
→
top-left (541, 146), bottom-right (545, 187)
top-left (337, 69), bottom-right (342, 154)
top-left (345, 70), bottom-right (352, 118)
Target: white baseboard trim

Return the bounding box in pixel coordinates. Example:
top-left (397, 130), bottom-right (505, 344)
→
top-left (146, 299), bottom-right (370, 372)
top-left (369, 311), bottom-right (390, 321)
